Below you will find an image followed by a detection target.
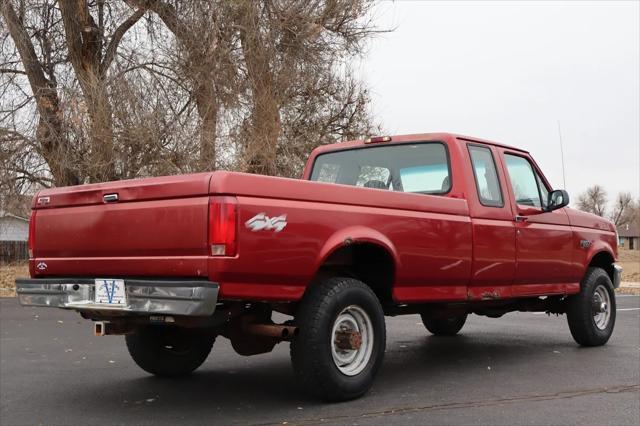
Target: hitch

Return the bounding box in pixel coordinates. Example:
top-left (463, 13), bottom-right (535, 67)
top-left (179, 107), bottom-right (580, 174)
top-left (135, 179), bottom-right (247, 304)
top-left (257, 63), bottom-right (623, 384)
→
top-left (93, 321), bottom-right (135, 336)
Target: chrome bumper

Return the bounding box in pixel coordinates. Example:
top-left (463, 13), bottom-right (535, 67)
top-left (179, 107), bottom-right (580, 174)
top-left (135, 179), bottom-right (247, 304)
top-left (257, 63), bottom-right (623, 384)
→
top-left (15, 278), bottom-right (218, 316)
top-left (613, 264), bottom-right (622, 289)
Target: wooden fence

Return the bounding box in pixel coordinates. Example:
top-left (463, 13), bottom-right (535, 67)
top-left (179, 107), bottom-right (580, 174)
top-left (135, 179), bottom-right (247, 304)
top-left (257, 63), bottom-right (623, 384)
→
top-left (0, 241), bottom-right (28, 264)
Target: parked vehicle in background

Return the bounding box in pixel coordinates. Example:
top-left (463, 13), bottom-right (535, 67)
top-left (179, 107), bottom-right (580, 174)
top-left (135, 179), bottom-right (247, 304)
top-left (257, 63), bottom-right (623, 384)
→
top-left (16, 133), bottom-right (621, 401)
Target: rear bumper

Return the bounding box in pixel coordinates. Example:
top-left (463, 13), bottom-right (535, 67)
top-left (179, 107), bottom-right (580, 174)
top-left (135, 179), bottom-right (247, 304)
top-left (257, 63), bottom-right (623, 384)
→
top-left (613, 264), bottom-right (622, 289)
top-left (15, 278), bottom-right (218, 316)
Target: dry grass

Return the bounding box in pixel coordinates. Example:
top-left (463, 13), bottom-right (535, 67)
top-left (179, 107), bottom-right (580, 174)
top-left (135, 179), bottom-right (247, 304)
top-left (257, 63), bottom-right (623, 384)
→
top-left (0, 262), bottom-right (28, 297)
top-left (618, 249), bottom-right (640, 283)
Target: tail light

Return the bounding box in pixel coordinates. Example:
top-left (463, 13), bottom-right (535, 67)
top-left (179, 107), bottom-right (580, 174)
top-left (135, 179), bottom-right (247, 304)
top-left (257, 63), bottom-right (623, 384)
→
top-left (208, 196), bottom-right (238, 257)
top-left (28, 210), bottom-right (36, 258)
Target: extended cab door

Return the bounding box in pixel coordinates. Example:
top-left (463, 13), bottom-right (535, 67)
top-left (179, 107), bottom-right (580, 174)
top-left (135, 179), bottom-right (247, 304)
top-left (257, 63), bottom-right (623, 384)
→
top-left (463, 142), bottom-right (516, 300)
top-left (498, 150), bottom-right (574, 295)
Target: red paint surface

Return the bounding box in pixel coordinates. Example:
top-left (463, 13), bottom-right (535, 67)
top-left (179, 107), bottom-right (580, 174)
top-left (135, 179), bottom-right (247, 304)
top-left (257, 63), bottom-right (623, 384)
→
top-left (30, 133), bottom-right (617, 303)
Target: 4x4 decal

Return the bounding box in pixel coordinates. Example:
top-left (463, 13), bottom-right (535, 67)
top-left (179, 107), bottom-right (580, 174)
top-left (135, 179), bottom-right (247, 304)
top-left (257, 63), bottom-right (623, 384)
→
top-left (245, 213), bottom-right (287, 232)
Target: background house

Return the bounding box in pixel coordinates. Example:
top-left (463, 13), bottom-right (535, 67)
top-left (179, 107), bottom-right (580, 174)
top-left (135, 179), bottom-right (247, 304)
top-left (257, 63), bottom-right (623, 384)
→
top-left (618, 222), bottom-right (639, 250)
top-left (0, 211), bottom-right (29, 263)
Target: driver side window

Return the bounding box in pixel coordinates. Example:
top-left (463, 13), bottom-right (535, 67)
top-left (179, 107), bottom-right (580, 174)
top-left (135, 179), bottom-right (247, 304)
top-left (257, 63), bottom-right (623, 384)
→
top-left (504, 154), bottom-right (547, 208)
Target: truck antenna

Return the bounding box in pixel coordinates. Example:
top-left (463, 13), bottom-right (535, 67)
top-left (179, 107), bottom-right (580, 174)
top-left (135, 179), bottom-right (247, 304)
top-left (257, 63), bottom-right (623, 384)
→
top-left (557, 120), bottom-right (567, 189)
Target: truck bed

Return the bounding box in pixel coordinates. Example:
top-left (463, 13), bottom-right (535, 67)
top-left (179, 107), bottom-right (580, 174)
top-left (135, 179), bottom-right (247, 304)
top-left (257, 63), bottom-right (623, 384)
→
top-left (30, 171), bottom-right (472, 303)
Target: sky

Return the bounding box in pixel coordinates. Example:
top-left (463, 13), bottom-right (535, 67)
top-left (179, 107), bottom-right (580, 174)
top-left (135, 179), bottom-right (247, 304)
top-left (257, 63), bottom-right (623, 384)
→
top-left (361, 0), bottom-right (639, 208)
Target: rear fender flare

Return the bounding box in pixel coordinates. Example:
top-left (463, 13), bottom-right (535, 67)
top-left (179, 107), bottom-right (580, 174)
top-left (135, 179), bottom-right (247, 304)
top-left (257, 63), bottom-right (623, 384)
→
top-left (315, 226), bottom-right (400, 274)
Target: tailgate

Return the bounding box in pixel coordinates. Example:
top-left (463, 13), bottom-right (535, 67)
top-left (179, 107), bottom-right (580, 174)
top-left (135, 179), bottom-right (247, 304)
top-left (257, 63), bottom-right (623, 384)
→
top-left (31, 173), bottom-right (213, 278)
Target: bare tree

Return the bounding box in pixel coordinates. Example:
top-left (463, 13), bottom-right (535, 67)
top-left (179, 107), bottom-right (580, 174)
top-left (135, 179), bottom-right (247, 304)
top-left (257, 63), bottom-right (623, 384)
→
top-left (576, 186), bottom-right (639, 227)
top-left (2, 0), bottom-right (199, 193)
top-left (630, 199), bottom-right (640, 225)
top-left (1, 0), bottom-right (382, 210)
top-left (1, 0), bottom-right (79, 186)
top-left (233, 0), bottom-right (380, 176)
top-left (58, 0), bottom-right (146, 182)
top-left (610, 191), bottom-right (635, 226)
top-left (577, 185), bottom-right (608, 217)
top-left (127, 0), bottom-right (239, 171)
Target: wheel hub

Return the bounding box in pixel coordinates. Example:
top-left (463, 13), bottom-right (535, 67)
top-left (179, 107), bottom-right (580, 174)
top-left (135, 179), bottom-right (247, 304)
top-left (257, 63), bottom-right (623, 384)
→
top-left (334, 329), bottom-right (363, 350)
top-left (330, 305), bottom-right (374, 376)
top-left (591, 284), bottom-right (612, 330)
top-left (591, 295), bottom-right (607, 313)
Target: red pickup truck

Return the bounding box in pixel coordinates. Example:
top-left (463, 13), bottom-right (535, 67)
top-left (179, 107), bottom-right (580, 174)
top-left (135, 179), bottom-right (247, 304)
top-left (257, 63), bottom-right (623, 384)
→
top-left (16, 132), bottom-right (621, 401)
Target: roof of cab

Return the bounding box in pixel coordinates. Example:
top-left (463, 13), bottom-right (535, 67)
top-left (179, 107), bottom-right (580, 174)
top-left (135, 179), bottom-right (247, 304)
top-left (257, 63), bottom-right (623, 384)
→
top-left (311, 132), bottom-right (529, 155)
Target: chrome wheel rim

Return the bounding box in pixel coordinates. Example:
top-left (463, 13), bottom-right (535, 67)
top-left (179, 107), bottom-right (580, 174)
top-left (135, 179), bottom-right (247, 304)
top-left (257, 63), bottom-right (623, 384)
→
top-left (592, 284), bottom-right (611, 330)
top-left (330, 305), bottom-right (374, 376)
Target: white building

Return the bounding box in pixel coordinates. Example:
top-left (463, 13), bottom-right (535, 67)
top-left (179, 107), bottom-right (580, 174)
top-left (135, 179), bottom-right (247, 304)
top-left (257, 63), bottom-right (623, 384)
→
top-left (0, 211), bottom-right (29, 242)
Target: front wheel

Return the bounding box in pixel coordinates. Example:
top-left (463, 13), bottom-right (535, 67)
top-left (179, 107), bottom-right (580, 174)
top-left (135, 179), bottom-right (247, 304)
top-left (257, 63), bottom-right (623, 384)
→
top-left (566, 267), bottom-right (616, 346)
top-left (125, 326), bottom-right (215, 377)
top-left (290, 277), bottom-right (386, 401)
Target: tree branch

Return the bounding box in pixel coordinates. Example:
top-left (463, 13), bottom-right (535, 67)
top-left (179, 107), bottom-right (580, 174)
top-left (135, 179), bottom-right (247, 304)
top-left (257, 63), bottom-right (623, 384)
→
top-left (100, 7), bottom-right (146, 75)
top-left (1, 0), bottom-right (51, 94)
top-left (0, 67), bottom-right (27, 74)
top-left (57, 0), bottom-right (87, 75)
top-left (128, 0), bottom-right (187, 41)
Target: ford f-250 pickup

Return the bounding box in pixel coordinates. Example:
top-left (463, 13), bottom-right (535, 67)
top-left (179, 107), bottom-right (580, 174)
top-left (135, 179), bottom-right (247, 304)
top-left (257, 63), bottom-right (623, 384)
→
top-left (16, 132), bottom-right (621, 401)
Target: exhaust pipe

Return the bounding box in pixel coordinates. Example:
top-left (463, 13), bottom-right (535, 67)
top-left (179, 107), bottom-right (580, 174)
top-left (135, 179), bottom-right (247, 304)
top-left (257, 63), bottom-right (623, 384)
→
top-left (244, 323), bottom-right (299, 340)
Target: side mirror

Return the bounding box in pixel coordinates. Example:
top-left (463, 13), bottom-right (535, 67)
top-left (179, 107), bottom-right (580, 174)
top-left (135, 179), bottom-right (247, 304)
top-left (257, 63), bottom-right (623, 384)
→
top-left (546, 189), bottom-right (569, 212)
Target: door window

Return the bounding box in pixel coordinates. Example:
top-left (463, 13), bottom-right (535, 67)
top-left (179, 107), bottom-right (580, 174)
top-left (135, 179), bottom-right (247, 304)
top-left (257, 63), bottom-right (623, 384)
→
top-left (504, 154), bottom-right (546, 208)
top-left (468, 145), bottom-right (503, 207)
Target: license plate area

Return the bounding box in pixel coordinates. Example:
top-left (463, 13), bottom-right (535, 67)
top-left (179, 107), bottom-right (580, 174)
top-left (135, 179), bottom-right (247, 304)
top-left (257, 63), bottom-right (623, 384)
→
top-left (94, 279), bottom-right (127, 306)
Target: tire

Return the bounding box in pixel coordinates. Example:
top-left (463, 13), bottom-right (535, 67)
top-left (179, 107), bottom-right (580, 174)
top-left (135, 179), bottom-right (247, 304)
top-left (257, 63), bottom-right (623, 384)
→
top-left (566, 267), bottom-right (616, 346)
top-left (125, 326), bottom-right (215, 377)
top-left (291, 277), bottom-right (386, 401)
top-left (421, 313), bottom-right (467, 336)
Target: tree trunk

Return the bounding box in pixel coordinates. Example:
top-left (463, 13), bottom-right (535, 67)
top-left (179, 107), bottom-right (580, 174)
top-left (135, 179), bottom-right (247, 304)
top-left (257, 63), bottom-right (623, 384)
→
top-left (58, 0), bottom-right (116, 183)
top-left (238, 3), bottom-right (281, 176)
top-left (1, 0), bottom-right (80, 187)
top-left (135, 0), bottom-right (219, 172)
top-left (245, 85), bottom-right (281, 176)
top-left (194, 80), bottom-right (217, 171)
top-left (35, 89), bottom-right (81, 186)
top-left (83, 76), bottom-right (116, 182)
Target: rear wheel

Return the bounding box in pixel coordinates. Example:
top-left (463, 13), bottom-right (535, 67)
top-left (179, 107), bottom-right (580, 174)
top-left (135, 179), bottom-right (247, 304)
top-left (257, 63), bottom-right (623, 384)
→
top-left (566, 267), bottom-right (616, 346)
top-left (291, 277), bottom-right (386, 401)
top-left (421, 313), bottom-right (467, 336)
top-left (125, 326), bottom-right (215, 376)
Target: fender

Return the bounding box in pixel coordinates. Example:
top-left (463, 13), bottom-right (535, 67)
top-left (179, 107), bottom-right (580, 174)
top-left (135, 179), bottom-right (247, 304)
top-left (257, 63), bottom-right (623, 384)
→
top-left (315, 225), bottom-right (400, 274)
top-left (585, 243), bottom-right (615, 266)
top-left (575, 239), bottom-right (617, 292)
top-left (569, 225), bottom-right (617, 291)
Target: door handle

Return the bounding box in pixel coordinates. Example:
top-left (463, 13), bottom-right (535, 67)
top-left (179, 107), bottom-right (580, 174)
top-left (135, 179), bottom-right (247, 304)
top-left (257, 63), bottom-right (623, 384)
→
top-left (515, 215), bottom-right (528, 222)
top-left (103, 193), bottom-right (119, 202)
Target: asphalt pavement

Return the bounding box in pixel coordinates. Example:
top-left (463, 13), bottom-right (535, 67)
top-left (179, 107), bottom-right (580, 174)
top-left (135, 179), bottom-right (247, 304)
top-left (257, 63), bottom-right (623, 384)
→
top-left (1, 296), bottom-right (638, 425)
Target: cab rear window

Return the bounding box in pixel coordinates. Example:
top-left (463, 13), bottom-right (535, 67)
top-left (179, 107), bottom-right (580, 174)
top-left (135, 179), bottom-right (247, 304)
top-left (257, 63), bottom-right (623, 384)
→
top-left (310, 143), bottom-right (451, 194)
